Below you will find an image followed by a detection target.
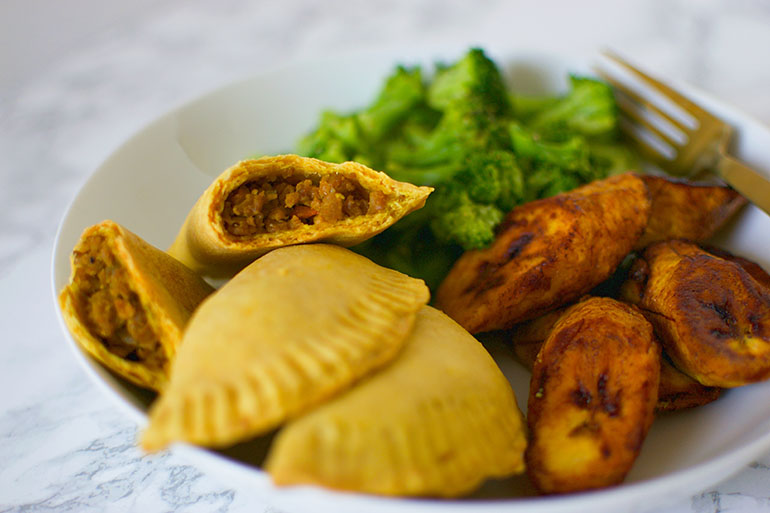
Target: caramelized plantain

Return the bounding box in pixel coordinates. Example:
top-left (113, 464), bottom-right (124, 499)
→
top-left (637, 240), bottom-right (770, 387)
top-left (617, 255), bottom-right (649, 307)
top-left (525, 297), bottom-right (660, 494)
top-left (509, 306), bottom-right (568, 371)
top-left (619, 252), bottom-right (723, 409)
top-left (436, 173), bottom-right (650, 333)
top-left (510, 298), bottom-right (715, 412)
top-left (634, 175), bottom-right (746, 250)
top-left (703, 245), bottom-right (770, 291)
top-left (656, 353), bottom-right (722, 411)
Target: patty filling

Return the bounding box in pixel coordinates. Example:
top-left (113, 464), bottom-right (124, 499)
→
top-left (222, 172), bottom-right (389, 237)
top-left (71, 235), bottom-right (166, 370)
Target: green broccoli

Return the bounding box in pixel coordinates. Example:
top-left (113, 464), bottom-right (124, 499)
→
top-left (427, 48), bottom-right (513, 119)
top-left (424, 150), bottom-right (522, 249)
top-left (510, 94), bottom-right (560, 122)
top-left (491, 152), bottom-right (526, 212)
top-left (298, 65), bottom-right (426, 165)
top-left (356, 65), bottom-right (425, 143)
top-left (588, 141), bottom-right (640, 176)
top-left (292, 48), bottom-right (634, 289)
top-left (456, 150), bottom-right (524, 210)
top-left (524, 165), bottom-right (582, 201)
top-left (510, 122), bottom-right (595, 180)
top-left (385, 49), bottom-right (514, 183)
top-left (296, 111), bottom-right (360, 163)
top-left (527, 75), bottom-right (618, 142)
top-left (430, 200), bottom-right (503, 250)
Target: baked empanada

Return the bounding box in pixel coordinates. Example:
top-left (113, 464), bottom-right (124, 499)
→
top-left (265, 306), bottom-right (526, 498)
top-left (168, 155), bottom-right (433, 277)
top-left (142, 244), bottom-right (430, 451)
top-left (634, 175), bottom-right (746, 250)
top-left (436, 173), bottom-right (650, 333)
top-left (632, 240), bottom-right (770, 387)
top-left (59, 220), bottom-right (215, 391)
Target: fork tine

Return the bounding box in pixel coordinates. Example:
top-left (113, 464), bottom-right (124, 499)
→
top-left (601, 50), bottom-right (714, 123)
top-left (616, 119), bottom-right (673, 169)
top-left (614, 98), bottom-right (682, 148)
top-left (595, 68), bottom-right (691, 134)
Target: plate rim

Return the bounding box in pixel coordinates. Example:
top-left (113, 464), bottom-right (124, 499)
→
top-left (50, 45), bottom-right (770, 512)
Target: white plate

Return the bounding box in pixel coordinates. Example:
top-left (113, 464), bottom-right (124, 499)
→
top-left (51, 46), bottom-right (770, 513)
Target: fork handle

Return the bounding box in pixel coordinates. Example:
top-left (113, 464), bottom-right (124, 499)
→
top-left (716, 153), bottom-right (770, 216)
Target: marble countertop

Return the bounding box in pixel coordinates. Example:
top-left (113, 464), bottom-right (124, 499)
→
top-left (2, 0), bottom-right (770, 511)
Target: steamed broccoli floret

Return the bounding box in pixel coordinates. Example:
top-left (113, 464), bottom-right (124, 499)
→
top-left (387, 108), bottom-right (476, 172)
top-left (385, 107), bottom-right (511, 184)
top-left (385, 49), bottom-right (513, 187)
top-left (297, 111), bottom-right (360, 163)
top-left (524, 165), bottom-right (581, 201)
top-left (510, 123), bottom-right (593, 177)
top-left (457, 150), bottom-right (524, 208)
top-left (428, 48), bottom-right (513, 119)
top-left (298, 66), bottom-right (426, 165)
top-left (430, 200), bottom-right (503, 250)
top-left (356, 65), bottom-right (425, 142)
top-left (492, 152), bottom-right (525, 212)
top-left (528, 75), bottom-right (618, 141)
top-left (293, 48), bottom-right (634, 289)
top-left (393, 104), bottom-right (443, 147)
top-left (424, 150), bottom-right (522, 250)
top-left (588, 141), bottom-right (639, 176)
top-left (510, 94), bottom-right (560, 122)
top-left (460, 152), bottom-right (504, 203)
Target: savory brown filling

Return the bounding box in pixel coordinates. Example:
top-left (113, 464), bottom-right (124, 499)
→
top-left (71, 235), bottom-right (166, 370)
top-left (222, 172), bottom-right (389, 237)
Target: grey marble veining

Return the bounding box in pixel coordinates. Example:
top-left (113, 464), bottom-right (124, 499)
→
top-left (2, 0), bottom-right (770, 511)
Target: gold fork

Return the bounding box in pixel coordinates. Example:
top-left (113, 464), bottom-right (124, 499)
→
top-left (596, 51), bottom-right (770, 216)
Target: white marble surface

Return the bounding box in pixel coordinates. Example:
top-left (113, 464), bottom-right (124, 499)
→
top-left (2, 0), bottom-right (770, 511)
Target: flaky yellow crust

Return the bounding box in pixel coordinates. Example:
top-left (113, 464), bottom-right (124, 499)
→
top-left (525, 297), bottom-right (659, 494)
top-left (58, 220), bottom-right (214, 391)
top-left (265, 306), bottom-right (526, 498)
top-left (168, 155), bottom-right (432, 278)
top-left (141, 244), bottom-right (429, 451)
top-left (436, 173), bottom-right (650, 333)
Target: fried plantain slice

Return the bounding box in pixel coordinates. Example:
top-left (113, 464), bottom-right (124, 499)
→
top-left (634, 175), bottom-right (746, 250)
top-left (656, 353), bottom-right (722, 411)
top-left (510, 298), bottom-right (712, 412)
top-left (509, 306), bottom-right (569, 371)
top-left (702, 245), bottom-right (770, 291)
top-left (637, 240), bottom-right (770, 387)
top-left (435, 173), bottom-right (650, 334)
top-left (526, 297), bottom-right (660, 494)
top-left (619, 253), bottom-right (723, 409)
top-left (617, 254), bottom-right (649, 307)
